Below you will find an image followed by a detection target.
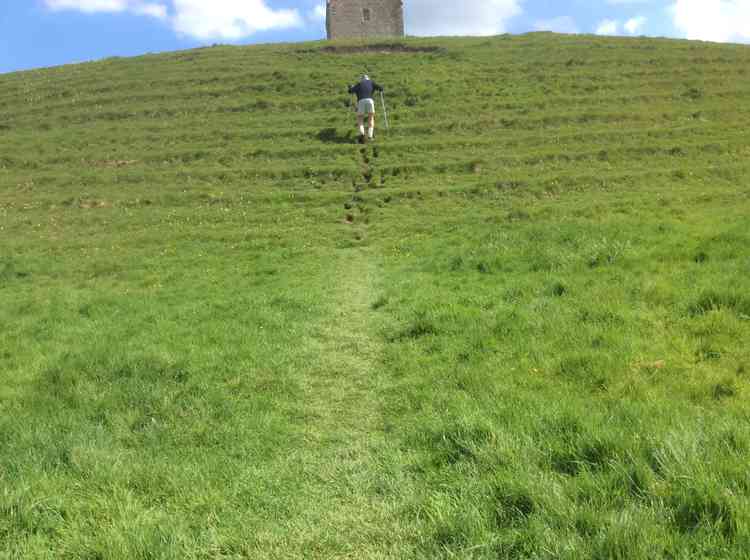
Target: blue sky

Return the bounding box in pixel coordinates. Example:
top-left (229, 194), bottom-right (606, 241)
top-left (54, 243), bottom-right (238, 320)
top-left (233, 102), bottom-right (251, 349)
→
top-left (1, 1), bottom-right (749, 74)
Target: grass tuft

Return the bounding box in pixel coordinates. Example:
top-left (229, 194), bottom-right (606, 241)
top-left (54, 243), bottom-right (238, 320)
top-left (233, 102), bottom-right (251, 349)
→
top-left (688, 291), bottom-right (750, 317)
top-left (672, 486), bottom-right (737, 540)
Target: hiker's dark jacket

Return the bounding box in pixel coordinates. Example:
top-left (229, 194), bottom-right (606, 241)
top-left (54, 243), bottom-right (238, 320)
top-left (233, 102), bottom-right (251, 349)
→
top-left (349, 80), bottom-right (383, 101)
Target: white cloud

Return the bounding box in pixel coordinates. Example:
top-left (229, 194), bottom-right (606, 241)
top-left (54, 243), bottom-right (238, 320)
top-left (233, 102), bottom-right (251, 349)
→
top-left (624, 16), bottom-right (646, 34)
top-left (534, 16), bottom-right (579, 34)
top-left (133, 3), bottom-right (168, 19)
top-left (46, 0), bottom-right (130, 13)
top-left (45, 0), bottom-right (303, 39)
top-left (46, 0), bottom-right (166, 19)
top-left (308, 2), bottom-right (326, 24)
top-left (406, 0), bottom-right (522, 36)
top-left (171, 0), bottom-right (302, 40)
top-left (596, 19), bottom-right (619, 35)
top-left (670, 0), bottom-right (750, 42)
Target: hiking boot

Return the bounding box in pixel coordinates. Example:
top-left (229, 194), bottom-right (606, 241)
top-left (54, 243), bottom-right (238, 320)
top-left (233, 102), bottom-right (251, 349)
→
top-left (357, 135), bottom-right (365, 145)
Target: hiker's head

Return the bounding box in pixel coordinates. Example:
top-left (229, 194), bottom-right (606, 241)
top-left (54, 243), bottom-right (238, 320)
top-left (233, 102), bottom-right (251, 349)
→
top-left (362, 74), bottom-right (370, 81)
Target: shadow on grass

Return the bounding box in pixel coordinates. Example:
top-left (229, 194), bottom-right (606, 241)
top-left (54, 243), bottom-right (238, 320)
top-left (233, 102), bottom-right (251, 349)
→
top-left (317, 128), bottom-right (354, 144)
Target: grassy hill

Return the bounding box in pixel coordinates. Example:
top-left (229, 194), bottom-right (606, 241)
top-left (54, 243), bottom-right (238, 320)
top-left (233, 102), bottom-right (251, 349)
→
top-left (1, 33), bottom-right (750, 558)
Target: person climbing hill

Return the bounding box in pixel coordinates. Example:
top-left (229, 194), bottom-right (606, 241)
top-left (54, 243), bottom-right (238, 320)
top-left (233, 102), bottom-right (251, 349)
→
top-left (348, 75), bottom-right (383, 144)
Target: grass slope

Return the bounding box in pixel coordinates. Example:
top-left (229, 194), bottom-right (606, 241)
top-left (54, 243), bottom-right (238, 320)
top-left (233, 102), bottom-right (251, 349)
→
top-left (1, 33), bottom-right (750, 558)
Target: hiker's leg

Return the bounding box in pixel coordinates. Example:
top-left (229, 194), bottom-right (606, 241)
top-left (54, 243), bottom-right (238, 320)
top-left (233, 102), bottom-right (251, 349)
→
top-left (367, 112), bottom-right (375, 139)
top-left (357, 114), bottom-right (365, 137)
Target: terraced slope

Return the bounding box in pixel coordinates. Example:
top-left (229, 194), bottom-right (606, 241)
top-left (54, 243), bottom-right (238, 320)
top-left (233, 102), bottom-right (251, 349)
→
top-left (1, 34), bottom-right (750, 559)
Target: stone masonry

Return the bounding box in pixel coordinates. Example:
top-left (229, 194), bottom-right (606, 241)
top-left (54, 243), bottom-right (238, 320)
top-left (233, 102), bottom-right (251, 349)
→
top-left (326, 0), bottom-right (405, 40)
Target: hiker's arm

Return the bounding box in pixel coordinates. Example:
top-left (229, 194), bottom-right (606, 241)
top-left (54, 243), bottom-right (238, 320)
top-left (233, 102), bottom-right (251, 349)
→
top-left (374, 82), bottom-right (384, 92)
top-left (348, 84), bottom-right (356, 94)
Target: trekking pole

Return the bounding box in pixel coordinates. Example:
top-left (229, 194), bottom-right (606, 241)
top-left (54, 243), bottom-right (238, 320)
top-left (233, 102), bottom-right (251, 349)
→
top-left (380, 91), bottom-right (390, 131)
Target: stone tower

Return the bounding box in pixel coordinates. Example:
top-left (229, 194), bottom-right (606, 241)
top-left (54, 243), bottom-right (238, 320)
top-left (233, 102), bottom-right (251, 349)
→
top-left (326, 0), bottom-right (405, 40)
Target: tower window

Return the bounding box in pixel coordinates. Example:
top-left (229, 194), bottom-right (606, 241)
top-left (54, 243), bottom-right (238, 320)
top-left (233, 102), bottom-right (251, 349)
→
top-left (362, 8), bottom-right (371, 22)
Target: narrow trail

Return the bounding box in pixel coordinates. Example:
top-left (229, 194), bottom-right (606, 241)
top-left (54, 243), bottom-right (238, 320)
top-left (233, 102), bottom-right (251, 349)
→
top-left (344, 142), bottom-right (381, 230)
top-left (292, 248), bottom-right (398, 555)
top-left (260, 136), bottom-right (409, 557)
top-left (275, 140), bottom-right (405, 555)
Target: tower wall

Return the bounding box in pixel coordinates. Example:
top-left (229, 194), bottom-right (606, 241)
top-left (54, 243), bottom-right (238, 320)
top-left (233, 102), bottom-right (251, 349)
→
top-left (327, 0), bottom-right (405, 40)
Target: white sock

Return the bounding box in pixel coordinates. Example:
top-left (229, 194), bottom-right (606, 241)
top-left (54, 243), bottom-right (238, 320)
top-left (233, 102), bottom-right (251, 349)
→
top-left (358, 125), bottom-right (365, 136)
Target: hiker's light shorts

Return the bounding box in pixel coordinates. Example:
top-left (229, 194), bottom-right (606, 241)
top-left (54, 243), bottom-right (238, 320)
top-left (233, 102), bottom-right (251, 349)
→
top-left (357, 98), bottom-right (376, 115)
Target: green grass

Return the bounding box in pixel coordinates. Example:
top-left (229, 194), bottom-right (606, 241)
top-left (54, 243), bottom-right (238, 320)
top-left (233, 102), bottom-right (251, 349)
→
top-left (1, 33), bottom-right (750, 558)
